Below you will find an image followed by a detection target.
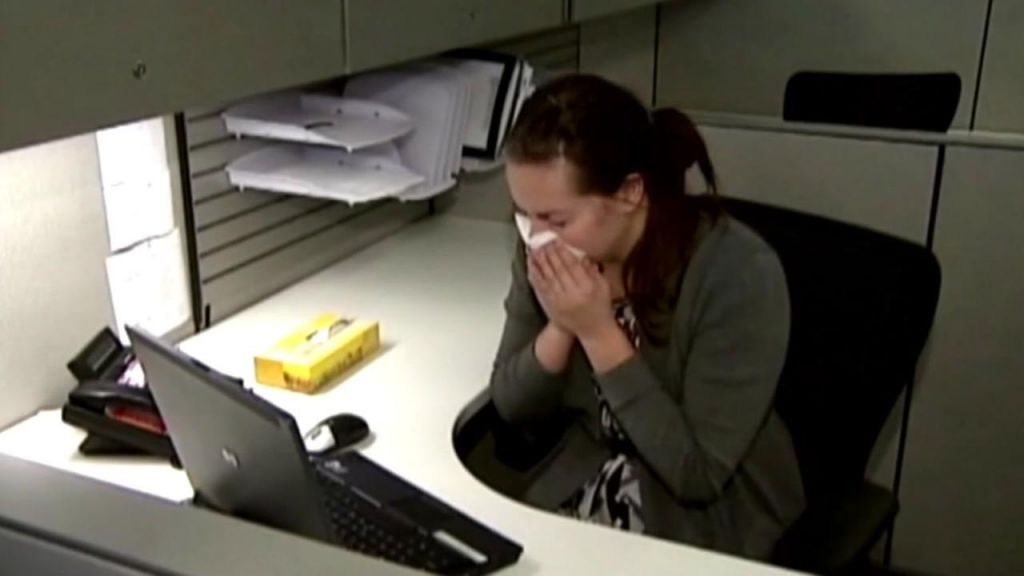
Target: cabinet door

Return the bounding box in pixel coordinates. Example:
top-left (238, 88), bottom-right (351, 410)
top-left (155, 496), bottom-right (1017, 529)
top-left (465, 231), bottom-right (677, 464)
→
top-left (0, 1), bottom-right (343, 152)
top-left (345, 0), bottom-right (564, 72)
top-left (572, 0), bottom-right (662, 22)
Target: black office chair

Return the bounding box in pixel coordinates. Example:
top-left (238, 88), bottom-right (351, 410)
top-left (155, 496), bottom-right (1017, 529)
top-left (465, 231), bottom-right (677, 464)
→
top-left (783, 71), bottom-right (961, 132)
top-left (722, 198), bottom-right (941, 574)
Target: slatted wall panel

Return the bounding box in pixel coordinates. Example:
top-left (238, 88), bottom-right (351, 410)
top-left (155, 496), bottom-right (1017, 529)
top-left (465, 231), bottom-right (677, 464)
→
top-left (180, 109), bottom-right (427, 327)
top-left (179, 26), bottom-right (580, 327)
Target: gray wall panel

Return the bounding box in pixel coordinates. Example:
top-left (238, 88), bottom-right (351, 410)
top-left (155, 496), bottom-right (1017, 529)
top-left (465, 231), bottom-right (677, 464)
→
top-left (193, 191), bottom-right (289, 230)
top-left (196, 198), bottom-right (327, 256)
top-left (0, 1), bottom-right (344, 152)
top-left (580, 5), bottom-right (657, 105)
top-left (895, 145), bottom-right (1024, 576)
top-left (974, 0), bottom-right (1024, 133)
top-left (188, 139), bottom-right (263, 176)
top-left (573, 0), bottom-right (662, 22)
top-left (345, 0), bottom-right (564, 72)
top-left (192, 171), bottom-right (234, 203)
top-left (657, 0), bottom-right (989, 129)
top-left (185, 115), bottom-right (230, 149)
top-left (699, 125), bottom-right (936, 243)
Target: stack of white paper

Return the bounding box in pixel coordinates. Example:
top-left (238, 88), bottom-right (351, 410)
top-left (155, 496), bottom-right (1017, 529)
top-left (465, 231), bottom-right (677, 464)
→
top-left (344, 66), bottom-right (466, 201)
top-left (344, 52), bottom-right (535, 198)
top-left (442, 52), bottom-right (535, 172)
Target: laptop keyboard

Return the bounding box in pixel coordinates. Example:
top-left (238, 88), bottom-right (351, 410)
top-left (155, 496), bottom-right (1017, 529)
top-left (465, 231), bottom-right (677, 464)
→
top-left (315, 467), bottom-right (477, 575)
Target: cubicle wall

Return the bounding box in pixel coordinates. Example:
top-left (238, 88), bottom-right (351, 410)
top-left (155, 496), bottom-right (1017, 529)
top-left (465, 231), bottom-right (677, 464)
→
top-left (698, 126), bottom-right (936, 243)
top-left (0, 136), bottom-right (116, 430)
top-left (180, 26), bottom-right (581, 326)
top-left (973, 0), bottom-right (1024, 133)
top-left (898, 145), bottom-right (1024, 576)
top-left (655, 0), bottom-right (989, 128)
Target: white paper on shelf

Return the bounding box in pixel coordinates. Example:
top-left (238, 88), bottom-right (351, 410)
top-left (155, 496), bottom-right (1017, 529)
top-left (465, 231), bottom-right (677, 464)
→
top-left (222, 93), bottom-right (415, 151)
top-left (345, 70), bottom-right (460, 188)
top-left (226, 143), bottom-right (425, 204)
top-left (415, 62), bottom-right (471, 181)
top-left (106, 229), bottom-right (191, 343)
top-left (102, 168), bottom-right (175, 252)
top-left (449, 60), bottom-right (503, 151)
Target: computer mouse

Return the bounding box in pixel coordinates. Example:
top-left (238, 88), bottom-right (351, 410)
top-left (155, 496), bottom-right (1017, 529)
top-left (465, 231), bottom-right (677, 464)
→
top-left (304, 413), bottom-right (370, 454)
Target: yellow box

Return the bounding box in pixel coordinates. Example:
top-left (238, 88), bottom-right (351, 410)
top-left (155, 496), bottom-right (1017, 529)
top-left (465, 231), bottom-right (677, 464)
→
top-left (254, 313), bottom-right (380, 394)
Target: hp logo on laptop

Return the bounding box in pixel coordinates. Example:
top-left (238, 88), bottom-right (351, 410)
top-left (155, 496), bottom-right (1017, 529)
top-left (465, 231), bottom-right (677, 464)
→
top-left (221, 448), bottom-right (240, 469)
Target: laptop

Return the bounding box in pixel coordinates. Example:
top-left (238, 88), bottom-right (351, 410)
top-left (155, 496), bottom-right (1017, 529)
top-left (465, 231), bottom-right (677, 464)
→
top-left (127, 326), bottom-right (522, 576)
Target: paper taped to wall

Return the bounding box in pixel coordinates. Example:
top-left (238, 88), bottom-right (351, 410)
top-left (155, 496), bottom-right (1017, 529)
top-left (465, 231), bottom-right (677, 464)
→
top-left (101, 167), bottom-right (175, 252)
top-left (95, 118), bottom-right (167, 189)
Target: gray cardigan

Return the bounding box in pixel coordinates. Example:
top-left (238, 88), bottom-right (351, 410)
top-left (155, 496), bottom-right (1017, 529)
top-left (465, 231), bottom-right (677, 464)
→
top-left (489, 215), bottom-right (805, 559)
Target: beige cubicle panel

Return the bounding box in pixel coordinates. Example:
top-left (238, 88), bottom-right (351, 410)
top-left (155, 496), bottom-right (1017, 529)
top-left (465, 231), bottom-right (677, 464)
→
top-left (0, 136), bottom-right (116, 429)
top-left (656, 0), bottom-right (989, 129)
top-left (0, 1), bottom-right (345, 153)
top-left (973, 0), bottom-right (1024, 134)
top-left (894, 144), bottom-right (1024, 576)
top-left (698, 125), bottom-right (936, 243)
top-left (579, 5), bottom-right (658, 105)
top-left (345, 0), bottom-right (565, 72)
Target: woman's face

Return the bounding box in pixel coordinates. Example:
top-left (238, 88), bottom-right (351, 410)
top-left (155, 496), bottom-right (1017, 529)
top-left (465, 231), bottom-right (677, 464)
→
top-left (506, 158), bottom-right (642, 263)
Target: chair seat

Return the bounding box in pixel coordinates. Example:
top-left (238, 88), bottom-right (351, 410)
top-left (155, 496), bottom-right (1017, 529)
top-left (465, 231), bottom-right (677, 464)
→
top-left (773, 482), bottom-right (898, 574)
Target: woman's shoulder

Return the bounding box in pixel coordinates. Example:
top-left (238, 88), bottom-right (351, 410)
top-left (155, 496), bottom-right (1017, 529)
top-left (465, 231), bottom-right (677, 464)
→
top-left (691, 213), bottom-right (782, 278)
top-left (677, 212), bottom-right (788, 318)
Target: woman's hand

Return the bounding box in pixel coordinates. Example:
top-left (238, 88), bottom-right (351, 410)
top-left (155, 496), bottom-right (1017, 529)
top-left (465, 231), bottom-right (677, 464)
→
top-left (527, 242), bottom-right (616, 340)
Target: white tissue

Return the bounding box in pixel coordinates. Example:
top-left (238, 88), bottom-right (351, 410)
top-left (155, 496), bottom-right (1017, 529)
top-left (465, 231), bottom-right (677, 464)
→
top-left (515, 213), bottom-right (586, 259)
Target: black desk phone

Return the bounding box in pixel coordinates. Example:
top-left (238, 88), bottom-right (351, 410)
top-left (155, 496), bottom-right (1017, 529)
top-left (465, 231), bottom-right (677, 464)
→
top-left (61, 327), bottom-right (178, 465)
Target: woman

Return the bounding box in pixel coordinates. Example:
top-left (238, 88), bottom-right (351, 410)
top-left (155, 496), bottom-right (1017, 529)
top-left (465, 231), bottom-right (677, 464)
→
top-left (488, 74), bottom-right (805, 559)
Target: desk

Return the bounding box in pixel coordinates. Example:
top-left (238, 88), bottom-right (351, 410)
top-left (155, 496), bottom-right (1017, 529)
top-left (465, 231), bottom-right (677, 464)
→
top-left (0, 215), bottom-right (798, 575)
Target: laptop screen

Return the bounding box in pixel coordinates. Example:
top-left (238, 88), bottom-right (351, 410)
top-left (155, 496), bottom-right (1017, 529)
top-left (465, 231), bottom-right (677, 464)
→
top-left (127, 326), bottom-right (331, 542)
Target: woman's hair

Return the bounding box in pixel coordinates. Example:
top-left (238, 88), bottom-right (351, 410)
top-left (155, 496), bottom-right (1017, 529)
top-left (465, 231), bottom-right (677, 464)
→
top-left (504, 74), bottom-right (720, 343)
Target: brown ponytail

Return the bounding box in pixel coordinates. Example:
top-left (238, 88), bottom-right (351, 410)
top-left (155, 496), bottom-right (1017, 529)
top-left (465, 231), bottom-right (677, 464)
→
top-left (505, 75), bottom-right (721, 343)
top-left (625, 108), bottom-right (721, 342)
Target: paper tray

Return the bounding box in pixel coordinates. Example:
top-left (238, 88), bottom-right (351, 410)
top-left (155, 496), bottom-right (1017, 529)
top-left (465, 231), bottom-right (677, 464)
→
top-left (226, 144), bottom-right (425, 204)
top-left (223, 93), bottom-right (415, 151)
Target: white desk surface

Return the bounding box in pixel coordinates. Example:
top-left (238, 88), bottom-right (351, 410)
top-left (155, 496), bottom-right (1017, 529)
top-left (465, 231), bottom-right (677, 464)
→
top-left (0, 215), bottom-right (798, 576)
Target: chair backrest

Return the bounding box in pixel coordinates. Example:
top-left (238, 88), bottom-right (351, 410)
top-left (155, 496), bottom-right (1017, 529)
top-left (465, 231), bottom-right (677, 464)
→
top-left (724, 199), bottom-right (940, 504)
top-left (783, 71), bottom-right (961, 132)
